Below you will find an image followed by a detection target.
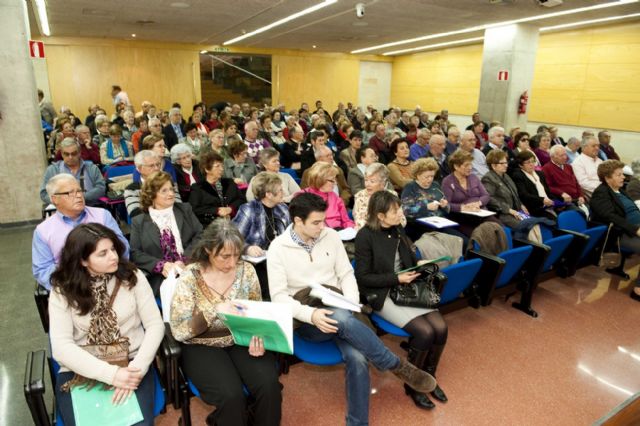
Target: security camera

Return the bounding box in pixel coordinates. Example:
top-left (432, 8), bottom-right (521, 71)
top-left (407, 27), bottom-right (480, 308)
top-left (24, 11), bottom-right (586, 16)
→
top-left (355, 3), bottom-right (365, 18)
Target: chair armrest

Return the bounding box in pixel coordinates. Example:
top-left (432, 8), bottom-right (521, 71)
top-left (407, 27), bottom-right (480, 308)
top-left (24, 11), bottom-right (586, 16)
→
top-left (466, 249), bottom-right (504, 305)
top-left (435, 272), bottom-right (448, 294)
top-left (161, 323), bottom-right (183, 409)
top-left (161, 323), bottom-right (181, 360)
top-left (33, 283), bottom-right (50, 334)
top-left (24, 350), bottom-right (51, 426)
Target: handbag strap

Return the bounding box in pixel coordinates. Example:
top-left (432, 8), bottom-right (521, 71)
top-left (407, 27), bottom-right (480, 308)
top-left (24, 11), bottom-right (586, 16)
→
top-left (107, 279), bottom-right (121, 309)
top-left (600, 223), bottom-right (620, 257)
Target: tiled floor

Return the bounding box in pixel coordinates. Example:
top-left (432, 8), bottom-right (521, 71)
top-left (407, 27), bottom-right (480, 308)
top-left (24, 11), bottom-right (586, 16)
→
top-left (4, 225), bottom-right (639, 425)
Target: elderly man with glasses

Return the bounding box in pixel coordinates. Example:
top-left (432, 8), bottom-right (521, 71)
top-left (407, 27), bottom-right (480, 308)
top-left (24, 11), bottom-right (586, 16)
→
top-left (32, 173), bottom-right (129, 290)
top-left (40, 137), bottom-right (105, 206)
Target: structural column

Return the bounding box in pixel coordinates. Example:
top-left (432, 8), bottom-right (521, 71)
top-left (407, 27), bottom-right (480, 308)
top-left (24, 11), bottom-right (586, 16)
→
top-left (0, 0), bottom-right (48, 224)
top-left (478, 24), bottom-right (539, 131)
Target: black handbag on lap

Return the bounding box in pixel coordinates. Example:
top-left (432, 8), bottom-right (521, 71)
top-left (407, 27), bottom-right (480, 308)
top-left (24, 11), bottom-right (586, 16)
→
top-left (389, 263), bottom-right (441, 309)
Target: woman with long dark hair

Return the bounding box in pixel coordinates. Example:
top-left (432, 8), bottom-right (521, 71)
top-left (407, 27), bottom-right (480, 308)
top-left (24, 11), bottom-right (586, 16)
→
top-left (49, 223), bottom-right (164, 425)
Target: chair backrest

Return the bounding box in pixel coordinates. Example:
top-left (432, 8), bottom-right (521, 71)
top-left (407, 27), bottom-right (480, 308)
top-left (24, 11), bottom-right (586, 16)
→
top-left (557, 210), bottom-right (587, 233)
top-left (293, 334), bottom-right (343, 366)
top-left (497, 246), bottom-right (533, 287)
top-left (440, 258), bottom-right (483, 305)
top-left (105, 164), bottom-right (136, 179)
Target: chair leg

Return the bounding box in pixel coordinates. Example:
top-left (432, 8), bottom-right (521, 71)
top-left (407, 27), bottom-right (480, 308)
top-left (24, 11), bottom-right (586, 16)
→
top-left (512, 278), bottom-right (538, 318)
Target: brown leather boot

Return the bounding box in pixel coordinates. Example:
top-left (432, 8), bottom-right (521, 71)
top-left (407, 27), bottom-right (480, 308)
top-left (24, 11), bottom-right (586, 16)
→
top-left (391, 358), bottom-right (437, 394)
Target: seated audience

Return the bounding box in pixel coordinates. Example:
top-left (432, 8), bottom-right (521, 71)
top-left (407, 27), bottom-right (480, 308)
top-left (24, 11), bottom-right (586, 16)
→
top-left (626, 161), bottom-right (640, 201)
top-left (121, 110), bottom-right (137, 141)
top-left (598, 130), bottom-right (619, 161)
top-left (510, 150), bottom-right (559, 219)
top-left (388, 139), bottom-right (413, 191)
top-left (99, 124), bottom-right (134, 166)
top-left (352, 163), bottom-right (404, 229)
top-left (401, 158), bottom-right (450, 221)
top-left (533, 131), bottom-right (552, 166)
top-left (190, 109), bottom-right (209, 137)
top-left (442, 150), bottom-right (494, 236)
top-left (368, 122), bottom-right (392, 164)
top-left (300, 130), bottom-right (327, 174)
top-left (205, 129), bottom-right (229, 160)
top-left (565, 137), bottom-right (581, 164)
top-left (542, 145), bottom-right (586, 208)
top-left (125, 150), bottom-right (182, 219)
top-left (246, 148), bottom-right (300, 203)
top-left (481, 126), bottom-right (514, 164)
top-left (130, 171), bottom-right (202, 295)
top-left (280, 125), bottom-right (307, 171)
top-left (170, 220), bottom-right (282, 425)
top-left (355, 191), bottom-right (449, 409)
top-left (549, 126), bottom-right (565, 146)
top-left (426, 134), bottom-right (451, 182)
top-left (570, 135), bottom-right (603, 199)
top-left (54, 125), bottom-right (100, 165)
top-left (183, 122), bottom-right (206, 158)
top-left (91, 114), bottom-right (111, 147)
top-left (473, 121), bottom-right (488, 148)
top-left (339, 130), bottom-right (363, 170)
top-left (163, 108), bottom-right (184, 149)
top-left (131, 117), bottom-right (149, 153)
top-left (267, 193), bottom-right (436, 426)
top-left (32, 174), bottom-right (129, 290)
top-left (347, 147), bottom-right (379, 195)
top-left (301, 145), bottom-right (352, 206)
top-left (139, 134), bottom-right (178, 182)
top-left (41, 138), bottom-right (105, 206)
top-left (458, 130), bottom-right (489, 178)
top-left (482, 150), bottom-right (530, 228)
top-left (49, 223), bottom-right (164, 426)
top-left (190, 151), bottom-right (246, 226)
top-left (410, 128), bottom-right (431, 161)
top-left (224, 139), bottom-right (259, 185)
top-left (445, 127), bottom-right (460, 156)
top-left (233, 172), bottom-right (291, 299)
top-left (244, 120), bottom-right (271, 163)
top-left (172, 144), bottom-right (203, 203)
top-left (299, 162), bottom-right (354, 230)
top-left (590, 160), bottom-right (640, 301)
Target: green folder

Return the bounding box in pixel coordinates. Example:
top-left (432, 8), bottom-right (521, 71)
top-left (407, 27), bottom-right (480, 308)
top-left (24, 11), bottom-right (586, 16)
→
top-left (218, 313), bottom-right (293, 355)
top-left (71, 385), bottom-right (143, 426)
top-left (396, 256), bottom-right (452, 274)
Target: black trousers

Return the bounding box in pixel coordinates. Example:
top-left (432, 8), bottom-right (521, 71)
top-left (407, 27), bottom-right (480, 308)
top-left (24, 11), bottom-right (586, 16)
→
top-left (181, 343), bottom-right (282, 426)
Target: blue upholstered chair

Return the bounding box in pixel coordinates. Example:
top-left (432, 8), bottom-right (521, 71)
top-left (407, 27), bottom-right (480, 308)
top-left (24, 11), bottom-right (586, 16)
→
top-left (557, 210), bottom-right (607, 266)
top-left (280, 167), bottom-right (301, 184)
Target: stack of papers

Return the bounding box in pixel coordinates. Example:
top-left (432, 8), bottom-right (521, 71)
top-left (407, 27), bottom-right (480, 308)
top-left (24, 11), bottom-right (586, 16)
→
top-left (417, 216), bottom-right (458, 228)
top-left (460, 209), bottom-right (496, 217)
top-left (218, 300), bottom-right (293, 354)
top-left (337, 227), bottom-right (357, 241)
top-left (242, 252), bottom-right (267, 264)
top-left (309, 283), bottom-right (361, 312)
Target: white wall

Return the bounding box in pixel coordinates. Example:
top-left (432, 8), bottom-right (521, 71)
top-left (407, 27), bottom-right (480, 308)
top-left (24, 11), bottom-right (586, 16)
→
top-left (358, 61), bottom-right (391, 112)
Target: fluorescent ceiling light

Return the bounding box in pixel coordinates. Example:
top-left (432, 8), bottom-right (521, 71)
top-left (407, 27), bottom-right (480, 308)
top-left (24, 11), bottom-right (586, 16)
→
top-left (352, 0), bottom-right (638, 54)
top-left (223, 0), bottom-right (337, 45)
top-left (540, 12), bottom-right (640, 31)
top-left (383, 37), bottom-right (485, 56)
top-left (34, 0), bottom-right (51, 36)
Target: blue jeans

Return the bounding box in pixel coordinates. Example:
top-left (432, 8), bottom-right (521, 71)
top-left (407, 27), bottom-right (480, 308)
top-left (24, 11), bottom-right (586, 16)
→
top-left (296, 308), bottom-right (400, 426)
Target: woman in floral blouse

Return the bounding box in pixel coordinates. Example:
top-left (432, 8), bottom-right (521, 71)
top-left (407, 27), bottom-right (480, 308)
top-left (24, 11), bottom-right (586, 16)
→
top-left (352, 163), bottom-right (405, 230)
top-left (170, 219), bottom-right (282, 426)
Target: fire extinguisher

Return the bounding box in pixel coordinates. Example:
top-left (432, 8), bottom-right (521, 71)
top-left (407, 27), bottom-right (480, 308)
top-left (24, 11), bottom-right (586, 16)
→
top-left (518, 91), bottom-right (528, 115)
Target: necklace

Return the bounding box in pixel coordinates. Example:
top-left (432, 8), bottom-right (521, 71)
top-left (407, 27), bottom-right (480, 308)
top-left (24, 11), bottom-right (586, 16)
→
top-left (201, 268), bottom-right (235, 300)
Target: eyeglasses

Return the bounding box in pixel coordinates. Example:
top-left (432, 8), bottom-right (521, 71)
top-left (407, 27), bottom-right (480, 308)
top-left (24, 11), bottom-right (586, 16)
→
top-left (61, 151), bottom-right (79, 157)
top-left (496, 161), bottom-right (509, 165)
top-left (53, 189), bottom-right (85, 198)
top-left (142, 162), bottom-right (162, 169)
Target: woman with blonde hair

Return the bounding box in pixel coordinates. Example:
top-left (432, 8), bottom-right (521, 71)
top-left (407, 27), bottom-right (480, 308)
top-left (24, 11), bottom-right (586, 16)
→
top-left (299, 162), bottom-right (354, 230)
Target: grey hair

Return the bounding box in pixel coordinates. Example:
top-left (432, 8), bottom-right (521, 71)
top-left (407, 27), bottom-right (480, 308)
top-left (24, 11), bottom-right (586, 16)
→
top-left (148, 117), bottom-right (161, 128)
top-left (46, 173), bottom-right (77, 198)
top-left (259, 147), bottom-right (280, 166)
top-left (549, 144), bottom-right (565, 157)
top-left (75, 124), bottom-right (89, 133)
top-left (191, 218), bottom-right (246, 263)
top-left (251, 171), bottom-right (282, 199)
top-left (134, 150), bottom-right (159, 167)
top-left (488, 126), bottom-right (505, 139)
top-left (60, 137), bottom-right (79, 150)
top-left (314, 145), bottom-right (332, 160)
top-left (170, 143), bottom-right (193, 164)
top-left (566, 136), bottom-right (580, 147)
top-left (581, 135), bottom-right (597, 148)
top-left (365, 163), bottom-right (389, 184)
top-left (169, 108), bottom-right (181, 117)
top-left (95, 114), bottom-right (109, 128)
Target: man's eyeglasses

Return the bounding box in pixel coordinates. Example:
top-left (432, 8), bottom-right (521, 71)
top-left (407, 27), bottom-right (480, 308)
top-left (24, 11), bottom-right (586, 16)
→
top-left (53, 189), bottom-right (85, 198)
top-left (61, 151), bottom-right (79, 157)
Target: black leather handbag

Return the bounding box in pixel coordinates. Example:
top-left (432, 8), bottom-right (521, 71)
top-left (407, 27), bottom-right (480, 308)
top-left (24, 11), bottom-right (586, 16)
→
top-left (389, 263), bottom-right (441, 309)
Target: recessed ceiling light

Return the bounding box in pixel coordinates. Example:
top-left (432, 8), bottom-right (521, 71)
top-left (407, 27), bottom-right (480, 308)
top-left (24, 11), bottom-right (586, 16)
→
top-left (224, 0), bottom-right (338, 45)
top-left (312, 45), bottom-right (317, 48)
top-left (540, 12), bottom-right (640, 31)
top-left (200, 50), bottom-right (207, 54)
top-left (170, 2), bottom-right (190, 8)
top-left (383, 37), bottom-right (485, 56)
top-left (34, 0), bottom-right (51, 36)
top-left (131, 33), bottom-right (136, 37)
top-left (353, 0), bottom-right (639, 54)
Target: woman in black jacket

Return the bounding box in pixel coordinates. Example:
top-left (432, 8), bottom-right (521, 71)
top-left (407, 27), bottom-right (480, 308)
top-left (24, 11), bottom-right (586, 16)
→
top-left (590, 160), bottom-right (640, 301)
top-left (510, 150), bottom-right (560, 219)
top-left (189, 151), bottom-right (246, 226)
top-left (354, 191), bottom-right (448, 410)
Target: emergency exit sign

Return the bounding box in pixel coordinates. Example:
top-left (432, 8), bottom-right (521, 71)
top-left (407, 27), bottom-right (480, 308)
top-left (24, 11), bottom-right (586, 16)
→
top-left (497, 70), bottom-right (509, 81)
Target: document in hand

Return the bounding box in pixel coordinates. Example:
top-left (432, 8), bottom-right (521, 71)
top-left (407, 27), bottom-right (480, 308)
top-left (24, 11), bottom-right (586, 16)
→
top-left (459, 209), bottom-right (496, 217)
top-left (241, 251), bottom-right (267, 264)
top-left (417, 216), bottom-right (459, 228)
top-left (71, 385), bottom-right (143, 426)
top-left (337, 227), bottom-right (357, 241)
top-left (218, 300), bottom-right (294, 354)
top-left (396, 256), bottom-right (452, 274)
top-left (309, 282), bottom-right (362, 313)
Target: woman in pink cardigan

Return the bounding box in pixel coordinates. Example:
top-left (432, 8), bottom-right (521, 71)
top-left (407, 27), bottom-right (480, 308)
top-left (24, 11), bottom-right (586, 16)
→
top-left (298, 162), bottom-right (355, 230)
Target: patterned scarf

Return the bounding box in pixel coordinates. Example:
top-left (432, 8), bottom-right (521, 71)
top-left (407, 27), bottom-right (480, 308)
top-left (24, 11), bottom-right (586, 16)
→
top-left (86, 274), bottom-right (122, 344)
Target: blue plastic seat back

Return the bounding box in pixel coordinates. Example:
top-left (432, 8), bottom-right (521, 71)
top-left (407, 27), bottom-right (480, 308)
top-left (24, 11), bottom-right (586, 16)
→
top-left (293, 334), bottom-right (343, 366)
top-left (557, 210), bottom-right (587, 233)
top-left (370, 313), bottom-right (410, 338)
top-left (439, 258), bottom-right (483, 305)
top-left (539, 225), bottom-right (573, 271)
top-left (105, 164), bottom-right (136, 179)
top-left (497, 246), bottom-right (532, 288)
top-left (578, 226), bottom-right (606, 260)
top-left (280, 168), bottom-right (301, 184)
top-left (503, 227), bottom-right (515, 250)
